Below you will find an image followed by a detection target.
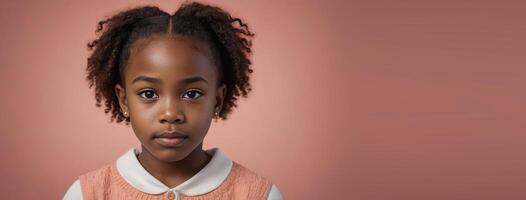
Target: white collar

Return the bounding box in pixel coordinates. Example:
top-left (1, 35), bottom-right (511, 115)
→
top-left (115, 147), bottom-right (233, 196)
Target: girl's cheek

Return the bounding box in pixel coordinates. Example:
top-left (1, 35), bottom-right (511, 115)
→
top-left (186, 107), bottom-right (210, 122)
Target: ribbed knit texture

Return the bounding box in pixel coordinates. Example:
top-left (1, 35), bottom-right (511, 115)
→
top-left (78, 161), bottom-right (272, 200)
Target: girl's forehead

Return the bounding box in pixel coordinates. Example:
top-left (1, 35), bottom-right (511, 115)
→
top-left (125, 35), bottom-right (217, 84)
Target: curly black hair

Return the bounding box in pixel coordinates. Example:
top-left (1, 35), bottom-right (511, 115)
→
top-left (85, 1), bottom-right (255, 125)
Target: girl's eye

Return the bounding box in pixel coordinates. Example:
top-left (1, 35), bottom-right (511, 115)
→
top-left (183, 90), bottom-right (203, 100)
top-left (138, 90), bottom-right (159, 100)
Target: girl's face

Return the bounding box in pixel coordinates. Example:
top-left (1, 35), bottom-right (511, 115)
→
top-left (115, 35), bottom-right (226, 162)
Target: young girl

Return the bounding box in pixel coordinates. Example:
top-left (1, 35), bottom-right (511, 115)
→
top-left (63, 1), bottom-right (282, 200)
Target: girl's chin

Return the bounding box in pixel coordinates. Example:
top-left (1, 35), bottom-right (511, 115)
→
top-left (152, 148), bottom-right (191, 162)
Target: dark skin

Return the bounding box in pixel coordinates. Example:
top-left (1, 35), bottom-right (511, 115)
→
top-left (115, 34), bottom-right (226, 188)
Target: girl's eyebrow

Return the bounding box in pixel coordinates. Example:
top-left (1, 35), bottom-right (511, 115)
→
top-left (132, 75), bottom-right (161, 84)
top-left (132, 75), bottom-right (209, 85)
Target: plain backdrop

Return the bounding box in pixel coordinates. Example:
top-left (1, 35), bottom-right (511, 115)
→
top-left (0, 0), bottom-right (525, 199)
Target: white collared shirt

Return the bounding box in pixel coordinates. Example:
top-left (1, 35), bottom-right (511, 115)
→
top-left (63, 147), bottom-right (283, 200)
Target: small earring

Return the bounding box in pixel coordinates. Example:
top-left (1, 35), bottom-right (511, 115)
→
top-left (123, 111), bottom-right (128, 117)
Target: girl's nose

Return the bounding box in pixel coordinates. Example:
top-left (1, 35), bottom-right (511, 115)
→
top-left (158, 96), bottom-right (185, 124)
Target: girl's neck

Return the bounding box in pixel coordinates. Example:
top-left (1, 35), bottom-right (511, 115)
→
top-left (137, 143), bottom-right (212, 188)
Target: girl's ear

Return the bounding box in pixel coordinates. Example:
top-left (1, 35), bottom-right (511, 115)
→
top-left (115, 84), bottom-right (128, 114)
top-left (215, 83), bottom-right (226, 113)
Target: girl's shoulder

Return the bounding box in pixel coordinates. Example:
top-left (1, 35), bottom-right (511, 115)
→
top-left (230, 161), bottom-right (272, 184)
top-left (63, 162), bottom-right (117, 200)
top-left (221, 161), bottom-right (284, 199)
top-left (78, 162), bottom-right (119, 189)
top-left (220, 161), bottom-right (277, 197)
top-left (79, 162), bottom-right (116, 180)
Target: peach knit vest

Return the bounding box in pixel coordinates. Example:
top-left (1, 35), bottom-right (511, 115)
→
top-left (78, 161), bottom-right (272, 200)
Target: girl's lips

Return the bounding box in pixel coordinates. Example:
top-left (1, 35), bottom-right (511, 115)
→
top-left (154, 137), bottom-right (188, 148)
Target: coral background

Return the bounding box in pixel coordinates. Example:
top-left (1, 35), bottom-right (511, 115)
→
top-left (1, 0), bottom-right (525, 199)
